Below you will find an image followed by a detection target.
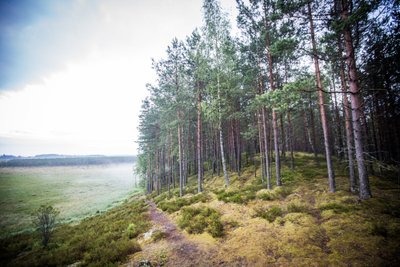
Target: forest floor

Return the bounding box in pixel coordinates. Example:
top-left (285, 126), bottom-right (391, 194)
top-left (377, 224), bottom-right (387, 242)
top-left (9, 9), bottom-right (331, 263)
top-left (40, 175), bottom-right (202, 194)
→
top-left (124, 153), bottom-right (400, 267)
top-left (127, 200), bottom-right (219, 266)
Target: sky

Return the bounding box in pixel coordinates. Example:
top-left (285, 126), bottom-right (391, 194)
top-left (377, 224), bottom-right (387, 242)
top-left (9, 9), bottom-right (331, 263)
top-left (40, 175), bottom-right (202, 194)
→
top-left (0, 0), bottom-right (237, 156)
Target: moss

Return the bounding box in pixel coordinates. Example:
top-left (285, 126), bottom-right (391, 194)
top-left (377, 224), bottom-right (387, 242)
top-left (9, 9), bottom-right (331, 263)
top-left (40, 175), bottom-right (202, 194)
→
top-left (178, 207), bottom-right (224, 238)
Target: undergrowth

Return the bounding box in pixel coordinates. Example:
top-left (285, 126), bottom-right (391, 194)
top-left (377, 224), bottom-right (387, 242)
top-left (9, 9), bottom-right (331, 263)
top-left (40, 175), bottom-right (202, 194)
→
top-left (0, 199), bottom-right (150, 267)
top-left (254, 206), bottom-right (284, 222)
top-left (178, 206), bottom-right (224, 238)
top-left (157, 192), bottom-right (210, 213)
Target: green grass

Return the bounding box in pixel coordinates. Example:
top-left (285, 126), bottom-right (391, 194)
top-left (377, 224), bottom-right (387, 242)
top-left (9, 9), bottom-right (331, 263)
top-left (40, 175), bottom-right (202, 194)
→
top-left (0, 164), bottom-right (139, 237)
top-left (0, 199), bottom-right (150, 267)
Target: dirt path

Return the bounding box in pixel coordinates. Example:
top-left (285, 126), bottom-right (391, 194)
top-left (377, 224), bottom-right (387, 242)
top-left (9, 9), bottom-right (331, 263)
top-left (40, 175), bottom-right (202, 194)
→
top-left (126, 200), bottom-right (217, 267)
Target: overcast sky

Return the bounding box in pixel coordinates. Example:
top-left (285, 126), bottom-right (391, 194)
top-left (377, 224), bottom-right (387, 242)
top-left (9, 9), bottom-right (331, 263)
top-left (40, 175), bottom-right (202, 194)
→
top-left (0, 0), bottom-right (237, 156)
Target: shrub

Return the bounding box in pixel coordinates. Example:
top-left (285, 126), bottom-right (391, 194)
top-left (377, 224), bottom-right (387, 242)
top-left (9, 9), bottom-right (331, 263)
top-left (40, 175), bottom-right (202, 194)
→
top-left (287, 203), bottom-right (312, 214)
top-left (178, 207), bottom-right (224, 237)
top-left (152, 229), bottom-right (167, 242)
top-left (319, 202), bottom-right (352, 213)
top-left (216, 190), bottom-right (256, 204)
top-left (157, 193), bottom-right (210, 213)
top-left (257, 191), bottom-right (274, 200)
top-left (254, 206), bottom-right (283, 222)
top-left (274, 186), bottom-right (293, 198)
top-left (127, 223), bottom-right (139, 239)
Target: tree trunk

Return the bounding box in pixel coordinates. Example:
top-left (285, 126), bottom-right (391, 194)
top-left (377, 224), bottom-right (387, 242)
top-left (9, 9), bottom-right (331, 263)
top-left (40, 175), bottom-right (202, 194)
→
top-left (309, 95), bottom-right (318, 159)
top-left (280, 114), bottom-right (286, 160)
top-left (197, 82), bottom-right (203, 193)
top-left (264, 19), bottom-right (281, 186)
top-left (338, 34), bottom-right (356, 193)
top-left (258, 111), bottom-right (265, 185)
top-left (217, 73), bottom-right (229, 187)
top-left (287, 111), bottom-right (295, 169)
top-left (262, 107), bottom-right (272, 189)
top-left (308, 1), bottom-right (336, 192)
top-left (340, 0), bottom-right (371, 200)
top-left (168, 131), bottom-right (172, 196)
top-left (178, 118), bottom-right (184, 197)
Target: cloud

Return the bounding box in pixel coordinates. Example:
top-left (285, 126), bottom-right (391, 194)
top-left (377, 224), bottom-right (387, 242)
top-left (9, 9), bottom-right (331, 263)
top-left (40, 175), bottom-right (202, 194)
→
top-left (0, 0), bottom-right (238, 156)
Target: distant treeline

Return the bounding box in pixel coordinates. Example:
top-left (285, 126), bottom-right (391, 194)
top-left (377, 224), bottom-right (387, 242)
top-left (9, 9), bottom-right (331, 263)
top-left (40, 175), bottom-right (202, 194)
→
top-left (0, 156), bottom-right (136, 167)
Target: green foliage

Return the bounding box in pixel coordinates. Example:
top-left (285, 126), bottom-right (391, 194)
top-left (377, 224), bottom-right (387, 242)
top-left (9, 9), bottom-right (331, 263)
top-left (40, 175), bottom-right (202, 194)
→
top-left (178, 207), bottom-right (223, 238)
top-left (256, 186), bottom-right (293, 201)
top-left (33, 205), bottom-right (59, 247)
top-left (216, 189), bottom-right (256, 204)
top-left (0, 200), bottom-right (150, 267)
top-left (151, 229), bottom-right (167, 242)
top-left (254, 206), bottom-right (284, 223)
top-left (318, 203), bottom-right (352, 213)
top-left (126, 223), bottom-right (141, 239)
top-left (287, 203), bottom-right (312, 214)
top-left (158, 193), bottom-right (210, 213)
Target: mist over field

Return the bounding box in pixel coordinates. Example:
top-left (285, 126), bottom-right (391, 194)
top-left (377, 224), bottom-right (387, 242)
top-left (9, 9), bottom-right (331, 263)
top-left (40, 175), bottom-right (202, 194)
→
top-left (0, 162), bottom-right (138, 237)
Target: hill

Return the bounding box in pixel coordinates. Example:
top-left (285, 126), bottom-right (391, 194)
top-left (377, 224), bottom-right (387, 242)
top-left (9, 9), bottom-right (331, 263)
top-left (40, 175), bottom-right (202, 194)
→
top-left (1, 153), bottom-right (399, 266)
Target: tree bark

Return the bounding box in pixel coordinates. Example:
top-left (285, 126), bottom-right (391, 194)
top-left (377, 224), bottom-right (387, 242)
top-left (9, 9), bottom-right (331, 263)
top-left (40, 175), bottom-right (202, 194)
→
top-left (264, 18), bottom-right (281, 186)
top-left (338, 34), bottom-right (356, 193)
top-left (197, 82), bottom-right (203, 193)
top-left (340, 0), bottom-right (371, 200)
top-left (308, 1), bottom-right (336, 192)
top-left (217, 72), bottom-right (229, 187)
top-left (287, 111), bottom-right (295, 169)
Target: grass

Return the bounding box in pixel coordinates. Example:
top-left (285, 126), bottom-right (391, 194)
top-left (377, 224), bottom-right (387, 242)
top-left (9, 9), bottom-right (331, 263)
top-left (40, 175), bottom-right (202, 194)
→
top-left (0, 198), bottom-right (150, 267)
top-left (0, 164), bottom-right (139, 237)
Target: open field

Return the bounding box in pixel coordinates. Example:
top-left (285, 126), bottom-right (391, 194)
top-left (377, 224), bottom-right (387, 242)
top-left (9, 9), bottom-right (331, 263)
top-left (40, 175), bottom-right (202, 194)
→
top-left (0, 163), bottom-right (139, 237)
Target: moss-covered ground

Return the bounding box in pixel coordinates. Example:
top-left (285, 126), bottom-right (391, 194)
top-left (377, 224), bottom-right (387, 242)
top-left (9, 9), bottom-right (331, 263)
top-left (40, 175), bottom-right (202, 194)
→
top-left (146, 152), bottom-right (400, 266)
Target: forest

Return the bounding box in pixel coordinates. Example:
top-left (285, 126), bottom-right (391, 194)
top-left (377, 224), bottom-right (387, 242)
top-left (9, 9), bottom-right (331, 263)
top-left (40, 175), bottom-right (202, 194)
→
top-left (1, 0), bottom-right (400, 266)
top-left (135, 0), bottom-right (399, 201)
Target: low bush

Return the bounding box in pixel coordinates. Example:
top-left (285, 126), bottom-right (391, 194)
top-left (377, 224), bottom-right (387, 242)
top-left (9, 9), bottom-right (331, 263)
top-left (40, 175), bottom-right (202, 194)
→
top-left (178, 207), bottom-right (224, 237)
top-left (216, 190), bottom-right (256, 204)
top-left (157, 193), bottom-right (210, 213)
top-left (254, 206), bottom-right (284, 222)
top-left (151, 230), bottom-right (167, 242)
top-left (319, 202), bottom-right (352, 213)
top-left (287, 203), bottom-right (312, 214)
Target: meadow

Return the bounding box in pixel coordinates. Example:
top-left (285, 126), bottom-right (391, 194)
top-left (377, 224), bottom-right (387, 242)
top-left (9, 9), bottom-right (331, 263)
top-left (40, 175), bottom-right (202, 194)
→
top-left (0, 163), bottom-right (138, 237)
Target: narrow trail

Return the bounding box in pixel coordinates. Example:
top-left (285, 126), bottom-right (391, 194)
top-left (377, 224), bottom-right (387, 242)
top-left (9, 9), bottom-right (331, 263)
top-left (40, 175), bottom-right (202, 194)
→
top-left (127, 200), bottom-right (217, 267)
